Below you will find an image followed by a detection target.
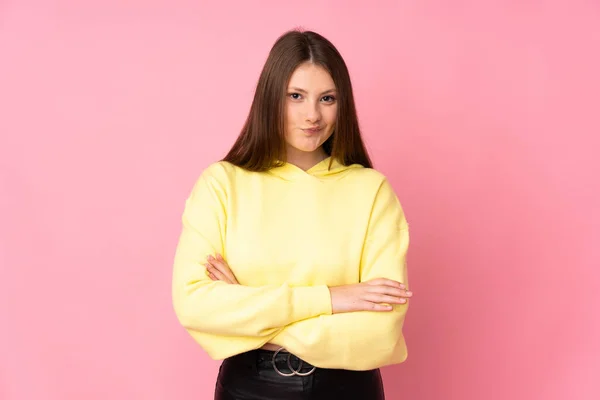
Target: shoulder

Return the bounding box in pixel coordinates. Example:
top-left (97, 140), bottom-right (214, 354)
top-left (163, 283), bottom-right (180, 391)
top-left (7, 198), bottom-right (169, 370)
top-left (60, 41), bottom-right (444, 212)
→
top-left (348, 167), bottom-right (405, 206)
top-left (351, 166), bottom-right (386, 180)
top-left (347, 166), bottom-right (391, 189)
top-left (185, 161), bottom-right (237, 199)
top-left (197, 160), bottom-right (252, 184)
top-left (193, 160), bottom-right (261, 193)
top-left (200, 160), bottom-right (235, 180)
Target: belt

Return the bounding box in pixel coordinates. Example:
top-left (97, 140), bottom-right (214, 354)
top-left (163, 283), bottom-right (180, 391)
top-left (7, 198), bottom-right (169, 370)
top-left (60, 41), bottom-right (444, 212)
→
top-left (270, 347), bottom-right (316, 377)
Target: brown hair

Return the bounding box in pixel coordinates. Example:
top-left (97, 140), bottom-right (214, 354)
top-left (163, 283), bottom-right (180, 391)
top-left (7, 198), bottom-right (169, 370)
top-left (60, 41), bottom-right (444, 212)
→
top-left (222, 29), bottom-right (373, 171)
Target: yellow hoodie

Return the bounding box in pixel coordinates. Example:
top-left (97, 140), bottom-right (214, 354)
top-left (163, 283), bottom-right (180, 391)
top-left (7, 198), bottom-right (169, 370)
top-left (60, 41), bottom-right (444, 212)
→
top-left (171, 157), bottom-right (410, 370)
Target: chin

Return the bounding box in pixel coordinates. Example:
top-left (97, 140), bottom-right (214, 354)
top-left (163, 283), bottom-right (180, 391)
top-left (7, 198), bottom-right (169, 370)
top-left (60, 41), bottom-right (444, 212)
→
top-left (291, 144), bottom-right (322, 153)
top-left (285, 131), bottom-right (331, 154)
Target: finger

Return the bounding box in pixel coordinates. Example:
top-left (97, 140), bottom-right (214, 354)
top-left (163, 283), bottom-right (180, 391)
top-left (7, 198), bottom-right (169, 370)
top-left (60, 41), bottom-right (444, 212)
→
top-left (210, 260), bottom-right (238, 284)
top-left (367, 278), bottom-right (405, 289)
top-left (364, 293), bottom-right (408, 304)
top-left (362, 301), bottom-right (394, 312)
top-left (216, 254), bottom-right (239, 284)
top-left (367, 285), bottom-right (412, 298)
top-left (205, 266), bottom-right (215, 280)
top-left (210, 255), bottom-right (239, 284)
top-left (206, 256), bottom-right (232, 279)
top-left (205, 262), bottom-right (232, 284)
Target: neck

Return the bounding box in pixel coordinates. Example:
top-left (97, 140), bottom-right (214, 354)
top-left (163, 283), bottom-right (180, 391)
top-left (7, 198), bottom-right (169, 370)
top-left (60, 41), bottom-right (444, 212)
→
top-left (286, 148), bottom-right (329, 171)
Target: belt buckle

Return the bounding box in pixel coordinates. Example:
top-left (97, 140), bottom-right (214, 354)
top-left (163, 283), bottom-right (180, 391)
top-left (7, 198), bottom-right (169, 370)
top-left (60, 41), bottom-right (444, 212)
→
top-left (271, 347), bottom-right (316, 377)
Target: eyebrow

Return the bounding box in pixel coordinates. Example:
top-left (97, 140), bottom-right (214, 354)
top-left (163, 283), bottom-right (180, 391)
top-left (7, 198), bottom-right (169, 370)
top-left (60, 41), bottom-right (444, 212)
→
top-left (288, 87), bottom-right (337, 95)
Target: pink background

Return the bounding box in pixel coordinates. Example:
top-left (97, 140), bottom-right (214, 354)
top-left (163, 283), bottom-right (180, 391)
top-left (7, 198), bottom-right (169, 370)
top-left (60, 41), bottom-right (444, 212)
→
top-left (1, 1), bottom-right (598, 399)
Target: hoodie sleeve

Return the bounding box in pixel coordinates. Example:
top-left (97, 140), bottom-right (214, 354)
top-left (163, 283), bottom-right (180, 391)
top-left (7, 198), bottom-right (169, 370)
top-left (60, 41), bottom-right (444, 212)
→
top-left (269, 178), bottom-right (410, 370)
top-left (171, 164), bottom-right (332, 359)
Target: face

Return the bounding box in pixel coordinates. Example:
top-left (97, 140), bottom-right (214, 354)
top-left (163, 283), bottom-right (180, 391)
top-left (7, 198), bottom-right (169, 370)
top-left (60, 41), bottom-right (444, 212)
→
top-left (284, 62), bottom-right (337, 160)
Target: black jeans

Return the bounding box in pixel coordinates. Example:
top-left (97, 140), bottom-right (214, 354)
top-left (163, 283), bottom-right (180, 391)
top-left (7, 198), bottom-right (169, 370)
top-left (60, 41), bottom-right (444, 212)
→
top-left (214, 349), bottom-right (385, 400)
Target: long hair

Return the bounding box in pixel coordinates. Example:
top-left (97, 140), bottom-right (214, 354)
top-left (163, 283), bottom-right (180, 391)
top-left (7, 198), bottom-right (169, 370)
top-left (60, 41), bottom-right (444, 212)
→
top-left (222, 29), bottom-right (373, 171)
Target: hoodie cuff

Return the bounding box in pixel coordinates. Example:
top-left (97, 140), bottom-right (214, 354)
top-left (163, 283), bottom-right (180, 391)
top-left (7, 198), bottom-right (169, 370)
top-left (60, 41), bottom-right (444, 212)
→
top-left (290, 285), bottom-right (333, 322)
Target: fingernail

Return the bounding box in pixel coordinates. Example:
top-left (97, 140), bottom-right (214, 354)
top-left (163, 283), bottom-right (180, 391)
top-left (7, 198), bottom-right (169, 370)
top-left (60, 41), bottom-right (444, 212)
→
top-left (406, 291), bottom-right (412, 296)
top-left (207, 255), bottom-right (214, 261)
top-left (399, 284), bottom-right (405, 289)
top-left (399, 299), bottom-right (407, 303)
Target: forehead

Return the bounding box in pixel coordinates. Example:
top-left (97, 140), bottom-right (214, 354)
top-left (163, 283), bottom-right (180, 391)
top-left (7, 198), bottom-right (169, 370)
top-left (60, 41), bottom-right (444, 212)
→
top-left (287, 62), bottom-right (335, 90)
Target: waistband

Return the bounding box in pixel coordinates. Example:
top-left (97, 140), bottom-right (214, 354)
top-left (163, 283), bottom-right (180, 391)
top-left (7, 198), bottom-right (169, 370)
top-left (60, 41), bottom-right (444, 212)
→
top-left (227, 348), bottom-right (317, 376)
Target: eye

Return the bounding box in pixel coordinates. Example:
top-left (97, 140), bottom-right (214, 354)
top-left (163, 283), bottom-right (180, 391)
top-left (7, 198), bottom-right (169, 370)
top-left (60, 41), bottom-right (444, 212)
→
top-left (322, 95), bottom-right (336, 103)
top-left (289, 93), bottom-right (302, 100)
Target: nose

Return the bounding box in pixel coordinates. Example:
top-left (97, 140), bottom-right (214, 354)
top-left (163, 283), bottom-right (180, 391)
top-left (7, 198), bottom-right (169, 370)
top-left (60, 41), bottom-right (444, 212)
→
top-left (304, 100), bottom-right (321, 123)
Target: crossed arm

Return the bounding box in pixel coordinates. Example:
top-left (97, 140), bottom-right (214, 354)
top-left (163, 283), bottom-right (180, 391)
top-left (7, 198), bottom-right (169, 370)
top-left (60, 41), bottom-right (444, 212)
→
top-left (201, 179), bottom-right (412, 369)
top-left (172, 167), bottom-right (411, 368)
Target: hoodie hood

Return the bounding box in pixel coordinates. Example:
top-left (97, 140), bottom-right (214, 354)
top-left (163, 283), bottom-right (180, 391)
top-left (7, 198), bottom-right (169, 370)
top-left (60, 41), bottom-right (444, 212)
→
top-left (267, 156), bottom-right (364, 181)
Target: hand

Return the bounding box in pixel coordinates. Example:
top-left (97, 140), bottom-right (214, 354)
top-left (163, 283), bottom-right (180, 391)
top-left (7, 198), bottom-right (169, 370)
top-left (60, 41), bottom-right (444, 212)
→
top-left (205, 253), bottom-right (239, 285)
top-left (329, 278), bottom-right (412, 313)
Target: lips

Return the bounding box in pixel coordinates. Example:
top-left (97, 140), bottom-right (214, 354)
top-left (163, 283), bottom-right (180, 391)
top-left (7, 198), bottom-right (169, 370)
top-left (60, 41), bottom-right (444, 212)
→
top-left (303, 127), bottom-right (322, 133)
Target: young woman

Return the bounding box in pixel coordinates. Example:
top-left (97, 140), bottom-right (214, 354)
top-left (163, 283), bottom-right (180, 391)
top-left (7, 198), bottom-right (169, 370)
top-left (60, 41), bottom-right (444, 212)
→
top-left (172, 29), bottom-right (413, 400)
